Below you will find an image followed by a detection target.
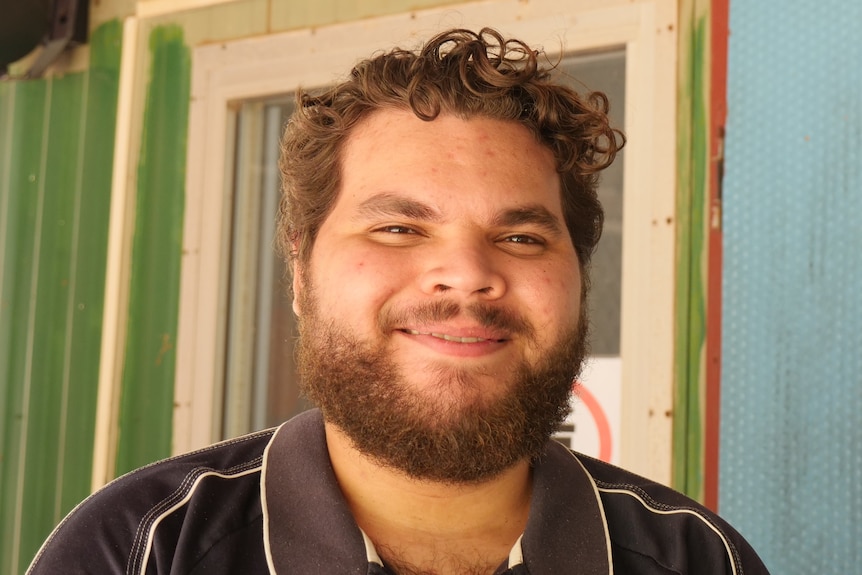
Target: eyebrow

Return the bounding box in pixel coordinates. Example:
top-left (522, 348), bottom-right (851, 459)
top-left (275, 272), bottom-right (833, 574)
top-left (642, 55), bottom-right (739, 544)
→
top-left (354, 193), bottom-right (564, 235)
top-left (492, 204), bottom-right (565, 236)
top-left (355, 193), bottom-right (442, 222)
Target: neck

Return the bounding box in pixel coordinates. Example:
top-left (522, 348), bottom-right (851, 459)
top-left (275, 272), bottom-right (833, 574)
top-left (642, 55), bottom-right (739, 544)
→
top-left (324, 423), bottom-right (532, 575)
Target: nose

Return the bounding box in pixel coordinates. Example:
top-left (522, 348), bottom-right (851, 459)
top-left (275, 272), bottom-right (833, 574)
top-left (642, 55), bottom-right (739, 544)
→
top-left (417, 242), bottom-right (506, 299)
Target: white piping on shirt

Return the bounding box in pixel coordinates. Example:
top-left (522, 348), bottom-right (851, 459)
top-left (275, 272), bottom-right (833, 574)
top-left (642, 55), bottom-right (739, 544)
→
top-left (134, 465), bottom-right (263, 575)
top-left (261, 422), bottom-right (283, 575)
top-left (563, 450), bottom-right (615, 574)
top-left (596, 487), bottom-right (739, 575)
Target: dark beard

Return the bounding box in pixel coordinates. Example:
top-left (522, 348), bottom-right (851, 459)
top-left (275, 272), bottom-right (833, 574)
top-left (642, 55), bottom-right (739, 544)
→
top-left (296, 287), bottom-right (588, 484)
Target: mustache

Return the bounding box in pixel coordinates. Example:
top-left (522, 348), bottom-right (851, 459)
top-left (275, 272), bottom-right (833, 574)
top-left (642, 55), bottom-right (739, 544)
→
top-left (378, 300), bottom-right (535, 339)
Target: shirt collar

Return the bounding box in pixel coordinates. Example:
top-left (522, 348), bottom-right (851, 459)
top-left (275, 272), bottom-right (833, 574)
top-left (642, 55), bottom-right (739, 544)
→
top-left (262, 410), bottom-right (368, 574)
top-left (521, 441), bottom-right (613, 573)
top-left (262, 410), bottom-right (611, 574)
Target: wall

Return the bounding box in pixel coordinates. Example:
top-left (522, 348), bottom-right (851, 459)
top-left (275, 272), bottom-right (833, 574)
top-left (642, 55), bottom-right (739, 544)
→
top-left (720, 0), bottom-right (862, 572)
top-left (0, 21), bottom-right (122, 574)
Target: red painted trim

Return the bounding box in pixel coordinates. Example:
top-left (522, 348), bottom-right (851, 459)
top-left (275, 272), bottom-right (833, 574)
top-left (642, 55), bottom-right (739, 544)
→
top-left (705, 0), bottom-right (730, 512)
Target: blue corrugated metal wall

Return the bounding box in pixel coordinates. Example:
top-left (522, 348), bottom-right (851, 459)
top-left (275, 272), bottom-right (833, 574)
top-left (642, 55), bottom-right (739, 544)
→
top-left (720, 1), bottom-right (862, 572)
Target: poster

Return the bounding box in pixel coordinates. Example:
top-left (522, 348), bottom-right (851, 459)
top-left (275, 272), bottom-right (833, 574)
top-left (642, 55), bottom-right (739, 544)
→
top-left (553, 356), bottom-right (622, 464)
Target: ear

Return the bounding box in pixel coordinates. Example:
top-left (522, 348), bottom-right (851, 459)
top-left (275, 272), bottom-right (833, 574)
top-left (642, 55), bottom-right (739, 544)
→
top-left (291, 260), bottom-right (303, 317)
top-left (288, 233), bottom-right (303, 316)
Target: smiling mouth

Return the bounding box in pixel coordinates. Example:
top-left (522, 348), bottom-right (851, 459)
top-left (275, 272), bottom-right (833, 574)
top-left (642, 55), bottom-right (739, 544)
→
top-left (399, 329), bottom-right (505, 343)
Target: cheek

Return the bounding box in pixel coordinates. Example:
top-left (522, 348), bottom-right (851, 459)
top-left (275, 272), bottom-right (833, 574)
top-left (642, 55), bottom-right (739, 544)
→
top-left (523, 267), bottom-right (581, 329)
top-left (311, 249), bottom-right (405, 325)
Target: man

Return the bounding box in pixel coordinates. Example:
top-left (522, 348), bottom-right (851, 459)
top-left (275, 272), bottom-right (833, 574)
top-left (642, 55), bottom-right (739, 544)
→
top-left (29, 28), bottom-right (769, 574)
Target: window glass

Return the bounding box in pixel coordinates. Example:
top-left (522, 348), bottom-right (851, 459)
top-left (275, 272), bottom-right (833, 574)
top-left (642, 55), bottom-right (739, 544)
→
top-left (555, 50), bottom-right (625, 356)
top-left (222, 98), bottom-right (306, 439)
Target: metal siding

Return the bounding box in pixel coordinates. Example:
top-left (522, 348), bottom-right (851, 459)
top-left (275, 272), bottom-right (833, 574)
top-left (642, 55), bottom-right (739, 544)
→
top-left (60, 20), bottom-right (123, 516)
top-left (115, 25), bottom-right (190, 476)
top-left (721, 0), bottom-right (862, 572)
top-left (0, 80), bottom-right (49, 575)
top-left (20, 72), bottom-right (86, 566)
top-left (0, 21), bottom-right (121, 573)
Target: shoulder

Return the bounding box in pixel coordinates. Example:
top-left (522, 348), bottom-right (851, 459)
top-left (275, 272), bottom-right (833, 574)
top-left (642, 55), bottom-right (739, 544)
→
top-left (574, 453), bottom-right (770, 575)
top-left (27, 428), bottom-right (276, 575)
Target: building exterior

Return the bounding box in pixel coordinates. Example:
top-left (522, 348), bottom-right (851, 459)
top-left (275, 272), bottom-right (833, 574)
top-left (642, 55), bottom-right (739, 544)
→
top-left (0, 1), bottom-right (859, 573)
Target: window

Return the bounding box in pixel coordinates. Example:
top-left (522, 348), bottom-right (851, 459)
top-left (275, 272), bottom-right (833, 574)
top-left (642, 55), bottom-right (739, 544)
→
top-left (177, 0), bottom-right (678, 483)
top-left (220, 98), bottom-right (305, 439)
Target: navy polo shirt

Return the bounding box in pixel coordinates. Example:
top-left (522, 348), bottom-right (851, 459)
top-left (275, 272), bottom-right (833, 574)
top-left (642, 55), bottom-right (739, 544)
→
top-left (28, 409), bottom-right (769, 574)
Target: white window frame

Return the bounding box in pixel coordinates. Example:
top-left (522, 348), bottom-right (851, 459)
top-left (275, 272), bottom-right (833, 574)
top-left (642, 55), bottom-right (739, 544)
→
top-left (175, 0), bottom-right (678, 484)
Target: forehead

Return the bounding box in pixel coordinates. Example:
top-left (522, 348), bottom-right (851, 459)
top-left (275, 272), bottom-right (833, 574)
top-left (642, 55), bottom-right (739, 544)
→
top-left (344, 109), bottom-right (553, 163)
top-left (336, 109), bottom-right (561, 217)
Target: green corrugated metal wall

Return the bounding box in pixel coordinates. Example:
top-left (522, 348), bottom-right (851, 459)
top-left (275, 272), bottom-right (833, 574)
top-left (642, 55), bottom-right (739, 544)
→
top-left (0, 20), bottom-right (191, 570)
top-left (0, 21), bottom-right (122, 574)
top-left (115, 25), bottom-right (190, 476)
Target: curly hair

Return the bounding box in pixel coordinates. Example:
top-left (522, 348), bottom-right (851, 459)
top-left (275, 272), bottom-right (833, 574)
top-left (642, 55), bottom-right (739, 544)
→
top-left (278, 27), bottom-right (623, 279)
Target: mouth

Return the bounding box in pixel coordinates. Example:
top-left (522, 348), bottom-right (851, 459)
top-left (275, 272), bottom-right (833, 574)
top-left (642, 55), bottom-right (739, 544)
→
top-left (398, 329), bottom-right (506, 344)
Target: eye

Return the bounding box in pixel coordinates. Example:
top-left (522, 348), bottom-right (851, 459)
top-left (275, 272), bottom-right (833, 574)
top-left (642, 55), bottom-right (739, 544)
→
top-left (497, 233), bottom-right (547, 255)
top-left (377, 225), bottom-right (418, 235)
top-left (502, 234), bottom-right (542, 245)
top-left (369, 224), bottom-right (426, 245)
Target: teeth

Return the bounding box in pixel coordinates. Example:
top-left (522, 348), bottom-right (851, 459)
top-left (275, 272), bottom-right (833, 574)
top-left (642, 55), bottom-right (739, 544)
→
top-left (432, 333), bottom-right (486, 343)
top-left (402, 329), bottom-right (486, 343)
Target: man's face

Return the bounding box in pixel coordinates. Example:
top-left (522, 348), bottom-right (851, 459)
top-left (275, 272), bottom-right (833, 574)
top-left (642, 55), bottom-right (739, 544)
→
top-left (293, 110), bottom-right (587, 483)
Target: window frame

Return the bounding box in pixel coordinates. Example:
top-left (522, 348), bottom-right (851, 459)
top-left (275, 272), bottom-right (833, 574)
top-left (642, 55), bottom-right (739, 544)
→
top-left (175, 0), bottom-right (678, 484)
